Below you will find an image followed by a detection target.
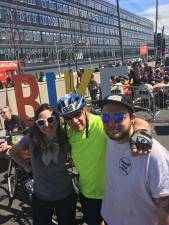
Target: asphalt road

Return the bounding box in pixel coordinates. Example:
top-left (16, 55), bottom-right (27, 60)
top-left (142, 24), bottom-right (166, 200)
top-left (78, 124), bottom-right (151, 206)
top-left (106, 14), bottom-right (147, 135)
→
top-left (0, 154), bottom-right (32, 225)
top-left (0, 109), bottom-right (169, 225)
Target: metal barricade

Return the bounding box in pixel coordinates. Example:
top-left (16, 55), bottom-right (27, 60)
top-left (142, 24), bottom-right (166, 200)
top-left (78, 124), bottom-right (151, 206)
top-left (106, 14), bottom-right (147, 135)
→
top-left (112, 84), bottom-right (169, 122)
top-left (153, 85), bottom-right (169, 109)
top-left (87, 83), bottom-right (169, 122)
top-left (127, 85), bottom-right (160, 121)
top-left (110, 84), bottom-right (161, 122)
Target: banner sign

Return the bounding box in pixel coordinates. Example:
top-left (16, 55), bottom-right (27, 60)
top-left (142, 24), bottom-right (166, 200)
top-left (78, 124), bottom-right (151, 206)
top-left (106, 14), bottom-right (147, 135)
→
top-left (11, 69), bottom-right (93, 125)
top-left (139, 45), bottom-right (148, 55)
top-left (46, 72), bottom-right (57, 110)
top-left (13, 74), bottom-right (40, 126)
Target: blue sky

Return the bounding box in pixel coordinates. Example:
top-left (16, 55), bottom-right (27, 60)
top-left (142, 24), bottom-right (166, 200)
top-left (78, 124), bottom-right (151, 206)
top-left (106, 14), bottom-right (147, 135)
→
top-left (107, 0), bottom-right (169, 35)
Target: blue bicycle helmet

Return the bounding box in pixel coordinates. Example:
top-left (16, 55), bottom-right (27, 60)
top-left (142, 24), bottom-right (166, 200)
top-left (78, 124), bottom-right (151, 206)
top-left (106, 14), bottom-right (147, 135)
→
top-left (57, 93), bottom-right (89, 138)
top-left (57, 93), bottom-right (87, 116)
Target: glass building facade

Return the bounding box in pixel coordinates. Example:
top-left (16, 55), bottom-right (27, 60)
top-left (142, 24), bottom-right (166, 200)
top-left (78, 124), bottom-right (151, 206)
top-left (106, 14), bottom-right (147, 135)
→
top-left (0, 0), bottom-right (154, 69)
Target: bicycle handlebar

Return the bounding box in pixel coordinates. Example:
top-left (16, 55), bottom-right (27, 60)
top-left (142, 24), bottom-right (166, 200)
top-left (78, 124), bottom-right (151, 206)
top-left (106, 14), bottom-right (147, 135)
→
top-left (0, 130), bottom-right (25, 145)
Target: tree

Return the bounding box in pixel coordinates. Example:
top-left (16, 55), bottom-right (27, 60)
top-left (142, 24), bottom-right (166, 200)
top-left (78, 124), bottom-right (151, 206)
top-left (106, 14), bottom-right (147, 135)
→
top-left (7, 0), bottom-right (25, 73)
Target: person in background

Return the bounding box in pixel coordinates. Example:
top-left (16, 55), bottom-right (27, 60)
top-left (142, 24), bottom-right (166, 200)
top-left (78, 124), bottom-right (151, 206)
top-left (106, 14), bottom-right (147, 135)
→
top-left (6, 77), bottom-right (14, 88)
top-left (0, 80), bottom-right (4, 89)
top-left (99, 94), bottom-right (169, 225)
top-left (0, 106), bottom-right (25, 133)
top-left (143, 62), bottom-right (153, 83)
top-left (111, 77), bottom-right (124, 94)
top-left (88, 73), bottom-right (98, 100)
top-left (129, 62), bottom-right (141, 86)
top-left (9, 103), bottom-right (76, 225)
top-left (76, 70), bottom-right (82, 89)
top-left (57, 93), bottom-right (152, 225)
top-left (38, 72), bottom-right (46, 82)
top-left (0, 106), bottom-right (25, 152)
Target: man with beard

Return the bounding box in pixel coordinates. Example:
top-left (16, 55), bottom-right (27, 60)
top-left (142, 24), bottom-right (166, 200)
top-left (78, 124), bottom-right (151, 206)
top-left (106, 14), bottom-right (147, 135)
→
top-left (57, 93), bottom-right (152, 225)
top-left (98, 94), bottom-right (169, 225)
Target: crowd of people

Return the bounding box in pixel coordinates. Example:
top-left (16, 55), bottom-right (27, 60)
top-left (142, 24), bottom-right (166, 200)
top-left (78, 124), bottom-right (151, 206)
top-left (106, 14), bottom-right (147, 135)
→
top-left (110, 61), bottom-right (169, 109)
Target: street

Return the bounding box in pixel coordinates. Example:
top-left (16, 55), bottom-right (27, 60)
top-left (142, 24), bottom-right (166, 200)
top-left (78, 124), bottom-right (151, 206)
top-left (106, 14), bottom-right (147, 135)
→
top-left (0, 154), bottom-right (32, 225)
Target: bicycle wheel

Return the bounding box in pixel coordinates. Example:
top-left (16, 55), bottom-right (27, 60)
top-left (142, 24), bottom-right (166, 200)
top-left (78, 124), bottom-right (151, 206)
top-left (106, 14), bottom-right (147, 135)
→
top-left (7, 158), bottom-right (18, 198)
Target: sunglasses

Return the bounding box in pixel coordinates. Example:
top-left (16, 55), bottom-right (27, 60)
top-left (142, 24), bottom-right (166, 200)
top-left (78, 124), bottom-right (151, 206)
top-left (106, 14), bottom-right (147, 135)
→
top-left (64, 110), bottom-right (83, 121)
top-left (35, 116), bottom-right (56, 127)
top-left (101, 113), bottom-right (127, 123)
top-left (0, 111), bottom-right (8, 115)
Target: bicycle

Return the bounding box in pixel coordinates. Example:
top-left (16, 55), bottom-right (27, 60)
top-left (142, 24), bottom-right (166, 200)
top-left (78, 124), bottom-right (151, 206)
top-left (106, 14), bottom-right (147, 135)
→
top-left (8, 133), bottom-right (33, 202)
top-left (0, 130), bottom-right (33, 201)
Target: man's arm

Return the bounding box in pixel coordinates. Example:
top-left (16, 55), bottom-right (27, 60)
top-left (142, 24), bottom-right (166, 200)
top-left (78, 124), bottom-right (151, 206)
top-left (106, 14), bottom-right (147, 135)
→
top-left (12, 115), bottom-right (25, 132)
top-left (133, 117), bottom-right (151, 131)
top-left (153, 197), bottom-right (169, 225)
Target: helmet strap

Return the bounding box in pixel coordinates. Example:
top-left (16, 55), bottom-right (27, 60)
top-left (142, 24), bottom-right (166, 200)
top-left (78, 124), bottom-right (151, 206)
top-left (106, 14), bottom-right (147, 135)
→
top-left (84, 111), bottom-right (89, 138)
top-left (64, 120), bottom-right (68, 139)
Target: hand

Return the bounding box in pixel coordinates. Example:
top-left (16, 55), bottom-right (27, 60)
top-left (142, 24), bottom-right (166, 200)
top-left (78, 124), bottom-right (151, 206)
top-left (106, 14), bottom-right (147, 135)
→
top-left (0, 142), bottom-right (11, 152)
top-left (130, 129), bottom-right (152, 155)
top-left (12, 127), bottom-right (19, 133)
top-left (23, 164), bottom-right (32, 173)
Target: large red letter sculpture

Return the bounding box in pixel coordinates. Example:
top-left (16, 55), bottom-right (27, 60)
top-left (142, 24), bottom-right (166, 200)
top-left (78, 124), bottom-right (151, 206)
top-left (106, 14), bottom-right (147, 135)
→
top-left (13, 74), bottom-right (40, 126)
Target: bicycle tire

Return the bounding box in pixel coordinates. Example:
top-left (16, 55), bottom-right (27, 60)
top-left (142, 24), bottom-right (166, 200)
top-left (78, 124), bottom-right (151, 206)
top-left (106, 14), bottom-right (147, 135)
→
top-left (7, 158), bottom-right (18, 198)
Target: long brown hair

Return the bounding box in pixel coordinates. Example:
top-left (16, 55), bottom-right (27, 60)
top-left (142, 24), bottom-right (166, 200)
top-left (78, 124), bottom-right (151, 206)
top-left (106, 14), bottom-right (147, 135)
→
top-left (29, 103), bottom-right (70, 157)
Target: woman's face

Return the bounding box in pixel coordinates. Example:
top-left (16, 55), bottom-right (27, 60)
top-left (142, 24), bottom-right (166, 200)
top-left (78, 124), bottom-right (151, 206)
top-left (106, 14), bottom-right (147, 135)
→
top-left (36, 109), bottom-right (58, 139)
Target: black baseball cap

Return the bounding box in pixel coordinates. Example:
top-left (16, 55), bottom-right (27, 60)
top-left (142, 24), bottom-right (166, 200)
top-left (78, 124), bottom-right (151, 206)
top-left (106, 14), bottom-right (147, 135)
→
top-left (96, 94), bottom-right (135, 112)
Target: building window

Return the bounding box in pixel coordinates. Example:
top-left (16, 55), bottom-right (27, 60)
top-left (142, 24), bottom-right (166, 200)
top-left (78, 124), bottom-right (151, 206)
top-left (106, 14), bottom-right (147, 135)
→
top-left (49, 0), bottom-right (56, 10)
top-left (57, 3), bottom-right (69, 14)
top-left (88, 0), bottom-right (95, 8)
top-left (33, 31), bottom-right (41, 41)
top-left (69, 6), bottom-right (79, 16)
top-left (102, 4), bottom-right (108, 13)
top-left (79, 9), bottom-right (87, 18)
top-left (95, 1), bottom-right (101, 11)
top-left (24, 30), bottom-right (33, 41)
top-left (41, 0), bottom-right (47, 8)
top-left (27, 0), bottom-right (36, 5)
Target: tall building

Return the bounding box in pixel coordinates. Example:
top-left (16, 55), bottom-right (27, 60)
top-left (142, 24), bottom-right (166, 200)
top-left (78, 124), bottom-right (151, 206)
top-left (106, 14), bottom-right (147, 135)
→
top-left (165, 35), bottom-right (169, 57)
top-left (0, 0), bottom-right (154, 72)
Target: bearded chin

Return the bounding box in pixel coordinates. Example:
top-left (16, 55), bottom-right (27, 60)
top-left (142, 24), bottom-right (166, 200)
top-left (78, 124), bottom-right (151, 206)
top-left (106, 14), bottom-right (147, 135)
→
top-left (107, 123), bottom-right (132, 141)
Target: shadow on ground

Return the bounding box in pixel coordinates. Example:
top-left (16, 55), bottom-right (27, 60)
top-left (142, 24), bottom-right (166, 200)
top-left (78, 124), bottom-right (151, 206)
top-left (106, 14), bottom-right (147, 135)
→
top-left (154, 125), bottom-right (169, 136)
top-left (0, 155), bottom-right (32, 225)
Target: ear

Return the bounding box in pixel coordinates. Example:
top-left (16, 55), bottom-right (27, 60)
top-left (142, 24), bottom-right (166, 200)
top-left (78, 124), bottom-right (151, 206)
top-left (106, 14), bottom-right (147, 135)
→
top-left (83, 107), bottom-right (88, 113)
top-left (130, 113), bottom-right (136, 124)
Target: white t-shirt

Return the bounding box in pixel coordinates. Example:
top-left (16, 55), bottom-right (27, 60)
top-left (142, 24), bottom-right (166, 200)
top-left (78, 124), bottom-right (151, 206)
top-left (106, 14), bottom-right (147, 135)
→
top-left (101, 138), bottom-right (169, 225)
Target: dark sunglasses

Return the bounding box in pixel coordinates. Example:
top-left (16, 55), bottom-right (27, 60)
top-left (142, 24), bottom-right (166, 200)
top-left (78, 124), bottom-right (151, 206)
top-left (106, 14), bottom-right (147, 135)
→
top-left (101, 113), bottom-right (127, 123)
top-left (35, 116), bottom-right (56, 127)
top-left (64, 110), bottom-right (83, 121)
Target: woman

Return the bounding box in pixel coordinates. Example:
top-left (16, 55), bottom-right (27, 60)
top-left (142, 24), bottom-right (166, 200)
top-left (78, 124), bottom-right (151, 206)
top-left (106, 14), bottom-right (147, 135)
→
top-left (9, 103), bottom-right (76, 225)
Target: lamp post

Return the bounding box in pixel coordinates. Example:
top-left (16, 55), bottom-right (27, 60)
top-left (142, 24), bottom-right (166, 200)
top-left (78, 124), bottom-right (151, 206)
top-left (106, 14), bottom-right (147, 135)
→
top-left (154, 0), bottom-right (158, 66)
top-left (160, 26), bottom-right (164, 61)
top-left (86, 39), bottom-right (92, 68)
top-left (116, 0), bottom-right (125, 65)
top-left (54, 41), bottom-right (61, 77)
